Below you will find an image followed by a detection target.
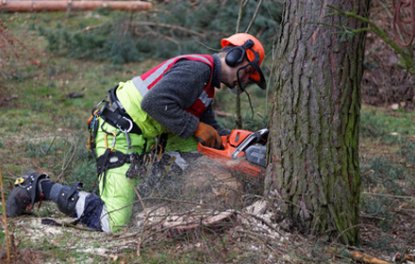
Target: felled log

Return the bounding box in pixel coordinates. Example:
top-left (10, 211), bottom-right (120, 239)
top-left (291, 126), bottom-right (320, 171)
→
top-left (161, 210), bottom-right (236, 238)
top-left (135, 206), bottom-right (237, 239)
top-left (0, 1), bottom-right (152, 12)
top-left (349, 251), bottom-right (391, 264)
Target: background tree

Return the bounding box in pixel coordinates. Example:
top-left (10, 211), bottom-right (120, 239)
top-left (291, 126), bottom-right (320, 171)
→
top-left (266, 0), bottom-right (371, 245)
top-left (335, 0), bottom-right (415, 108)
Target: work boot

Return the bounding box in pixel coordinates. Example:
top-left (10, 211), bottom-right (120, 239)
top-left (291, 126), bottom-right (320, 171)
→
top-left (6, 172), bottom-right (50, 217)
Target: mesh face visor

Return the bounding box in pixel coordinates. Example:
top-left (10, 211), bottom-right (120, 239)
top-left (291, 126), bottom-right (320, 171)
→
top-left (248, 59), bottom-right (266, 89)
top-left (236, 50), bottom-right (266, 91)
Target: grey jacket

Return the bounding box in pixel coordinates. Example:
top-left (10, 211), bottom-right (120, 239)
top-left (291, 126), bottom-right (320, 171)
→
top-left (141, 54), bottom-right (227, 138)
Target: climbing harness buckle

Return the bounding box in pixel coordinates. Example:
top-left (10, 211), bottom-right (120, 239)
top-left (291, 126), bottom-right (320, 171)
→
top-left (117, 116), bottom-right (133, 133)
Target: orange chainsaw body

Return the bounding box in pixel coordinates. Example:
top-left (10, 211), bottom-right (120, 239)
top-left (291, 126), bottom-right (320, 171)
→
top-left (197, 129), bottom-right (265, 177)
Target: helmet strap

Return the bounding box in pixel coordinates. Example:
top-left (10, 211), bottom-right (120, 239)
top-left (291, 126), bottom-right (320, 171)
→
top-left (236, 63), bottom-right (251, 91)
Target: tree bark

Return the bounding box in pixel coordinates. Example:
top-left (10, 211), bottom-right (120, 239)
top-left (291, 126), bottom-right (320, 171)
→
top-left (266, 0), bottom-right (370, 245)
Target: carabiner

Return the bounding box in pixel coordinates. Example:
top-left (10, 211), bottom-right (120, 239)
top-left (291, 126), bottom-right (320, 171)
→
top-left (117, 117), bottom-right (133, 133)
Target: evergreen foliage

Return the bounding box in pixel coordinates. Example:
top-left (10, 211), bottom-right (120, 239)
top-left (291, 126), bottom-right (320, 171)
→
top-left (36, 1), bottom-right (283, 64)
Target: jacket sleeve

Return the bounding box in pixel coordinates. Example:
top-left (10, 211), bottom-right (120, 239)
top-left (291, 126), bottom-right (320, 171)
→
top-left (141, 60), bottom-right (211, 138)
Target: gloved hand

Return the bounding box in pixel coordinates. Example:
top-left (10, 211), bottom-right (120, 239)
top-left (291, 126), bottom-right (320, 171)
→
top-left (194, 122), bottom-right (223, 149)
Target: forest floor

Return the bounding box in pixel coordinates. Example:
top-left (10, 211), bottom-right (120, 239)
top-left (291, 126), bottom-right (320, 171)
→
top-left (1, 4), bottom-right (415, 264)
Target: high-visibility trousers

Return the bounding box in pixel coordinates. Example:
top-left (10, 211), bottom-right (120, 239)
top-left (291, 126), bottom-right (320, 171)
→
top-left (94, 118), bottom-right (146, 232)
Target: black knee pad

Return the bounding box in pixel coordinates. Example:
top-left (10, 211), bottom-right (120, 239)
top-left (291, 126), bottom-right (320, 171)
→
top-left (56, 183), bottom-right (81, 217)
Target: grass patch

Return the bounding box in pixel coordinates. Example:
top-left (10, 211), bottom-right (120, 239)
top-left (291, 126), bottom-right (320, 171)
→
top-left (359, 105), bottom-right (415, 253)
top-left (399, 140), bottom-right (415, 166)
top-left (364, 233), bottom-right (397, 253)
top-left (360, 194), bottom-right (395, 229)
top-left (362, 157), bottom-right (409, 195)
top-left (361, 105), bottom-right (415, 143)
top-left (70, 158), bottom-right (97, 192)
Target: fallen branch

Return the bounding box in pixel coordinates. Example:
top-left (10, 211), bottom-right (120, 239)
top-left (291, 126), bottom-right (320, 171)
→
top-left (329, 247), bottom-right (392, 264)
top-left (0, 1), bottom-right (152, 12)
top-left (361, 191), bottom-right (415, 200)
top-left (394, 252), bottom-right (415, 262)
top-left (215, 110), bottom-right (235, 118)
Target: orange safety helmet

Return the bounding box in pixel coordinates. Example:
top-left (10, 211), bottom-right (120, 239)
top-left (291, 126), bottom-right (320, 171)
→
top-left (221, 33), bottom-right (266, 89)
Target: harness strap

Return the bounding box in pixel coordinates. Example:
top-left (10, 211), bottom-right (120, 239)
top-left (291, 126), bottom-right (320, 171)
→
top-left (97, 149), bottom-right (125, 194)
top-left (98, 86), bottom-right (142, 135)
top-left (97, 149), bottom-right (147, 180)
top-left (97, 149), bottom-right (128, 175)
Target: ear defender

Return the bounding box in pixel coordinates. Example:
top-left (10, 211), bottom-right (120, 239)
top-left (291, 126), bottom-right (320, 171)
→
top-left (225, 39), bottom-right (255, 67)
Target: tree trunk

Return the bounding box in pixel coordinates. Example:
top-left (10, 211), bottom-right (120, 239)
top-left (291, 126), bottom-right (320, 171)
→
top-left (266, 0), bottom-right (370, 245)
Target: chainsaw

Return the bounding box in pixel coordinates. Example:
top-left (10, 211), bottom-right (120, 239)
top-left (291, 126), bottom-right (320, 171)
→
top-left (197, 128), bottom-right (268, 177)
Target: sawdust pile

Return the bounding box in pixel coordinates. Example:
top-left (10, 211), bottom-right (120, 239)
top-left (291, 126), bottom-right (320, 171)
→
top-left (134, 152), bottom-right (264, 219)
